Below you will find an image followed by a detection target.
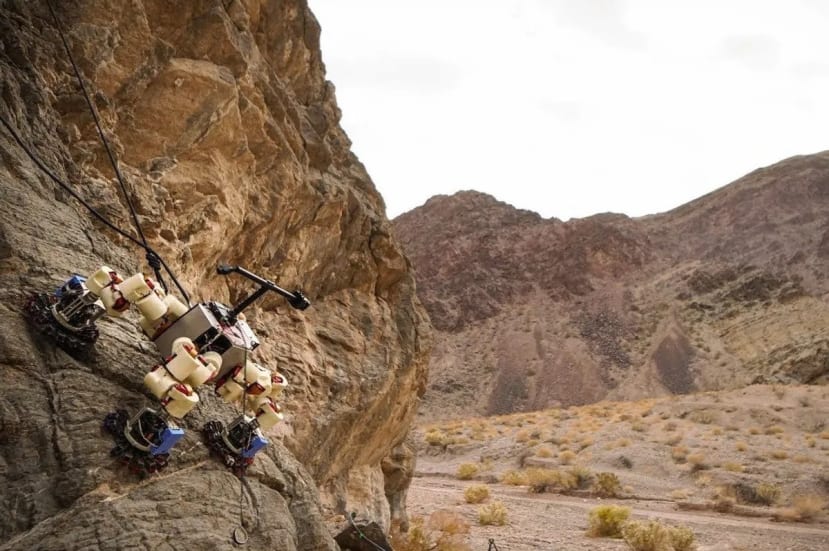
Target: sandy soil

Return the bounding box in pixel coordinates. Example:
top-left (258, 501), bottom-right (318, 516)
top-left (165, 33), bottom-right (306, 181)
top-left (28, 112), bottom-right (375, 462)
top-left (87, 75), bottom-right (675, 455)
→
top-left (408, 474), bottom-right (829, 551)
top-left (406, 385), bottom-right (829, 550)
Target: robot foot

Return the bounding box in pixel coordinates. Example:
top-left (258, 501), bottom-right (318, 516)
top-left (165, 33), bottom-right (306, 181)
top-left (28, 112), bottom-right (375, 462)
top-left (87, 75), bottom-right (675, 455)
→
top-left (25, 293), bottom-right (99, 355)
top-left (103, 409), bottom-right (180, 478)
top-left (202, 418), bottom-right (267, 477)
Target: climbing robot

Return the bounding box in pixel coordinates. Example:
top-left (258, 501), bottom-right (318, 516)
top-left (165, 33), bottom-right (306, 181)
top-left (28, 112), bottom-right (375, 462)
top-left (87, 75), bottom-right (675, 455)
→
top-left (26, 263), bottom-right (309, 476)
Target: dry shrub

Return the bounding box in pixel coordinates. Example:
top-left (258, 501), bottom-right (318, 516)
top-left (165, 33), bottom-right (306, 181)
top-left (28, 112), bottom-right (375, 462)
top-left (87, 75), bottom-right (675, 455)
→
top-left (722, 462), bottom-right (744, 472)
top-left (686, 452), bottom-right (708, 471)
top-left (689, 410), bottom-right (716, 425)
top-left (592, 472), bottom-right (622, 497)
top-left (735, 440), bottom-right (748, 452)
top-left (709, 485), bottom-right (736, 513)
top-left (569, 465), bottom-right (595, 489)
top-left (391, 511), bottom-right (471, 551)
top-left (622, 520), bottom-right (695, 551)
top-left (525, 468), bottom-right (577, 493)
top-left (456, 463), bottom-right (479, 480)
top-left (780, 494), bottom-right (828, 522)
top-left (765, 425), bottom-right (784, 435)
top-left (478, 501), bottom-right (508, 526)
top-left (463, 485), bottom-right (490, 504)
top-left (425, 431), bottom-right (447, 446)
top-left (501, 470), bottom-right (528, 486)
top-left (558, 450), bottom-right (576, 465)
top-left (671, 445), bottom-right (688, 463)
top-left (769, 449), bottom-right (788, 460)
top-left (586, 505), bottom-right (630, 538)
top-left (535, 446), bottom-right (554, 458)
top-left (515, 429), bottom-right (530, 442)
top-left (732, 482), bottom-right (779, 506)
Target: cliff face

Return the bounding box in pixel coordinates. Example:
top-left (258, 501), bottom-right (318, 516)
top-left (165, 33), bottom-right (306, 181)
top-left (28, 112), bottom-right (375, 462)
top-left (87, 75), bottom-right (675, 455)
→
top-left (395, 155), bottom-right (829, 421)
top-left (0, 1), bottom-right (430, 548)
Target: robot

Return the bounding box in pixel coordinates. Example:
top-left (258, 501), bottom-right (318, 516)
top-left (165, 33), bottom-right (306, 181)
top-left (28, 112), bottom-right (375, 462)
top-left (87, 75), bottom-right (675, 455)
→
top-left (26, 264), bottom-right (309, 476)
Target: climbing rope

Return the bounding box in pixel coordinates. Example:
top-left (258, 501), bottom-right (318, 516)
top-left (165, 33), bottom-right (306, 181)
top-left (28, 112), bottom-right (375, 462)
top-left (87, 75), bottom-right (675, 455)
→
top-left (44, 0), bottom-right (145, 245)
top-left (346, 512), bottom-right (390, 551)
top-left (0, 1), bottom-right (191, 305)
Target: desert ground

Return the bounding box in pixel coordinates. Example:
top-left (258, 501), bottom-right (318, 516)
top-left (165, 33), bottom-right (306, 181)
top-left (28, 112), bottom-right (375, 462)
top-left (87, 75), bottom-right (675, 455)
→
top-left (403, 385), bottom-right (829, 550)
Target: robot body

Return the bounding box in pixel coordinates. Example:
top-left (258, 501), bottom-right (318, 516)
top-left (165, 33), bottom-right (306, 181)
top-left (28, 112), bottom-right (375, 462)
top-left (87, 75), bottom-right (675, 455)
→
top-left (28, 264), bottom-right (309, 477)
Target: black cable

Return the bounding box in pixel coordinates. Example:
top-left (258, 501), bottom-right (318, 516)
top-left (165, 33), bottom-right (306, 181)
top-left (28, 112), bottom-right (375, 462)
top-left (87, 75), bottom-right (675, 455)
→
top-left (0, 113), bottom-right (141, 246)
top-left (43, 0), bottom-right (191, 304)
top-left (0, 113), bottom-right (191, 304)
top-left (346, 512), bottom-right (390, 551)
top-left (44, 0), bottom-right (147, 248)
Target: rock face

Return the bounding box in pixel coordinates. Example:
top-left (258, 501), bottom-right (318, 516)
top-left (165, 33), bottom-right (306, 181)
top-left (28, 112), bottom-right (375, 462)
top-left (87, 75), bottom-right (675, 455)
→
top-left (395, 155), bottom-right (829, 420)
top-left (0, 1), bottom-right (430, 549)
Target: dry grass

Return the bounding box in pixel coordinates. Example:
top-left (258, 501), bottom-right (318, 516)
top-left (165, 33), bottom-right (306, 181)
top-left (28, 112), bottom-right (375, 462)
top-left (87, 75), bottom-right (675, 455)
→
top-left (592, 472), bottom-right (622, 497)
top-left (463, 485), bottom-right (490, 504)
top-left (622, 520), bottom-right (695, 551)
top-left (525, 468), bottom-right (577, 493)
top-left (776, 494), bottom-right (828, 522)
top-left (456, 463), bottom-right (479, 480)
top-left (390, 511), bottom-right (471, 551)
top-left (586, 505), bottom-right (630, 538)
top-left (478, 501), bottom-right (508, 526)
top-left (501, 470), bottom-right (528, 486)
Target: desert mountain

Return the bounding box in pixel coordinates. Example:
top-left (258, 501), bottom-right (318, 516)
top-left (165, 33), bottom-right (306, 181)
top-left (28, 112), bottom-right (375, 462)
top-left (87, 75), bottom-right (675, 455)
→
top-left (395, 153), bottom-right (829, 421)
top-left (0, 1), bottom-right (429, 549)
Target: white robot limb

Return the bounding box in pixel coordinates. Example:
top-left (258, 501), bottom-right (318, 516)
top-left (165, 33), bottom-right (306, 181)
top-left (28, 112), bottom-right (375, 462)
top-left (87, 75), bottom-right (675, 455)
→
top-left (27, 263), bottom-right (309, 477)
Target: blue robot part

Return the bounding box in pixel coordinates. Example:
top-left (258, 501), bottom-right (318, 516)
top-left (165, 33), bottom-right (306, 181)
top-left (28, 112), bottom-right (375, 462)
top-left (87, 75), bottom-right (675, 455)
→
top-left (55, 275), bottom-right (87, 297)
top-left (150, 426), bottom-right (186, 456)
top-left (241, 433), bottom-right (268, 459)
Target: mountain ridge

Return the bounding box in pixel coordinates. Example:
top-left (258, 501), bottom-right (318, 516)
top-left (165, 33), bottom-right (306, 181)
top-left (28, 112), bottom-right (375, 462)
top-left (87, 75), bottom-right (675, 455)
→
top-left (395, 151), bottom-right (829, 420)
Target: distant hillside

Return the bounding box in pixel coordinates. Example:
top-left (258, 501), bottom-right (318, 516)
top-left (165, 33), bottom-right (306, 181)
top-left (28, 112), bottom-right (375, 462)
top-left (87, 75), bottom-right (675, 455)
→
top-left (394, 153), bottom-right (829, 420)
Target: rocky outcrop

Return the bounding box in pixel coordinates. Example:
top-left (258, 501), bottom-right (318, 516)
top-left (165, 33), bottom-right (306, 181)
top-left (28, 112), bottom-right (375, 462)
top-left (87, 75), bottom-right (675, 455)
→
top-left (396, 155), bottom-right (829, 420)
top-left (0, 0), bottom-right (430, 548)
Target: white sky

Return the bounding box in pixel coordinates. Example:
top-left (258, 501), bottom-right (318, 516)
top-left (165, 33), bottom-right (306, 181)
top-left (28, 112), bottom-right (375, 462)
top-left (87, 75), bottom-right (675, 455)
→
top-left (311, 0), bottom-right (829, 220)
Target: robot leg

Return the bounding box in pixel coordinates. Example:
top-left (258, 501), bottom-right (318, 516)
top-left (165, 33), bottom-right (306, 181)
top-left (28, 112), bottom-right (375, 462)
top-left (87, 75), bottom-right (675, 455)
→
top-left (25, 267), bottom-right (129, 354)
top-left (204, 365), bottom-right (288, 474)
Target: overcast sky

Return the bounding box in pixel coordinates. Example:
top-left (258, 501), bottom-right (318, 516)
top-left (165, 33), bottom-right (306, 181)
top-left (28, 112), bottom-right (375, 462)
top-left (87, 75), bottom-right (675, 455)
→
top-left (311, 0), bottom-right (829, 221)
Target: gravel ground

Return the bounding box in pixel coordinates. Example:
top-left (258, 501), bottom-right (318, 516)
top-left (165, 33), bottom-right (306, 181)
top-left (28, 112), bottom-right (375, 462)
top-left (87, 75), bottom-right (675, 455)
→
top-left (407, 475), bottom-right (829, 551)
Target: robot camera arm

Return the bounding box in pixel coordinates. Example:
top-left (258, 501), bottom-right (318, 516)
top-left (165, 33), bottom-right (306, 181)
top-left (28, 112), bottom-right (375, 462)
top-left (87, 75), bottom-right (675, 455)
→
top-left (216, 264), bottom-right (310, 321)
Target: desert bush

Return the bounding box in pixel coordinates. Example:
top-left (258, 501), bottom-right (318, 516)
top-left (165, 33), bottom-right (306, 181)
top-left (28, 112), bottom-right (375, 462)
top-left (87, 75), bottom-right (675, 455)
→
top-left (456, 463), bottom-right (479, 480)
top-left (558, 450), bottom-right (576, 464)
top-left (592, 472), bottom-right (622, 497)
top-left (732, 482), bottom-right (779, 506)
top-left (686, 452), bottom-right (708, 471)
top-left (525, 468), bottom-right (577, 493)
top-left (478, 501), bottom-right (508, 526)
top-left (501, 470), bottom-right (528, 486)
top-left (787, 494), bottom-right (828, 521)
top-left (514, 429), bottom-right (530, 442)
top-left (722, 462), bottom-right (744, 472)
top-left (585, 505), bottom-right (630, 538)
top-left (769, 449), bottom-right (788, 460)
top-left (425, 431), bottom-right (447, 446)
top-left (535, 446), bottom-right (554, 458)
top-left (765, 425), bottom-right (784, 435)
top-left (569, 465), bottom-right (594, 489)
top-left (463, 485), bottom-right (490, 504)
top-left (689, 410), bottom-right (716, 424)
top-left (622, 520), bottom-right (695, 551)
top-left (735, 440), bottom-right (748, 452)
top-left (671, 445), bottom-right (688, 463)
top-left (391, 511), bottom-right (471, 551)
